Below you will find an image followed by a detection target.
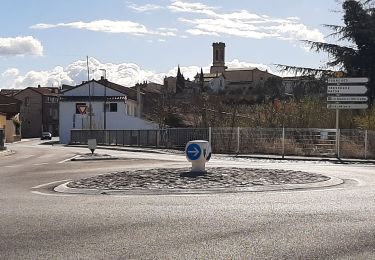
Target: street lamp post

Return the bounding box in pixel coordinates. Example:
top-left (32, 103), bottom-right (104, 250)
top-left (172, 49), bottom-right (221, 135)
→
top-left (99, 69), bottom-right (107, 130)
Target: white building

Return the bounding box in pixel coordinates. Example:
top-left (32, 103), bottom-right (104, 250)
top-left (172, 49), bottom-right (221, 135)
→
top-left (59, 78), bottom-right (158, 144)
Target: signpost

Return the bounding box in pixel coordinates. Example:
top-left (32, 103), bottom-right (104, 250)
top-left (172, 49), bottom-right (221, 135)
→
top-left (327, 103), bottom-right (368, 109)
top-left (327, 77), bottom-right (368, 84)
top-left (326, 77), bottom-right (369, 158)
top-left (327, 85), bottom-right (368, 94)
top-left (327, 96), bottom-right (368, 102)
top-left (77, 105), bottom-right (87, 115)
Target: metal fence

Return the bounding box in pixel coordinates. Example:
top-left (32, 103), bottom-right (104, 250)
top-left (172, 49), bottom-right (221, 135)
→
top-left (71, 128), bottom-right (375, 159)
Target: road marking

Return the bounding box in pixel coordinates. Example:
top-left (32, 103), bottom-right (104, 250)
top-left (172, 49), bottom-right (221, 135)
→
top-left (57, 157), bottom-right (75, 164)
top-left (5, 165), bottom-right (21, 168)
top-left (31, 191), bottom-right (77, 197)
top-left (32, 179), bottom-right (71, 189)
top-left (32, 163), bottom-right (48, 166)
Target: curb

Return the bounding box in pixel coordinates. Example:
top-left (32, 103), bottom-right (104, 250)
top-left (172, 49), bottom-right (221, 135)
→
top-left (54, 176), bottom-right (344, 196)
top-left (0, 149), bottom-right (15, 157)
top-left (70, 155), bottom-right (119, 161)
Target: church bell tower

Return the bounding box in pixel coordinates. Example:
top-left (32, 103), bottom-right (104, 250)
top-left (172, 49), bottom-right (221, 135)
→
top-left (210, 42), bottom-right (227, 74)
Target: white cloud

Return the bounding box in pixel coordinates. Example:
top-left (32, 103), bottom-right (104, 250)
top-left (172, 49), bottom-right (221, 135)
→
top-left (168, 0), bottom-right (218, 16)
top-left (0, 57), bottom-right (288, 90)
top-left (170, 1), bottom-right (325, 43)
top-left (31, 20), bottom-right (176, 37)
top-left (2, 68), bottom-right (20, 77)
top-left (128, 3), bottom-right (163, 12)
top-left (0, 36), bottom-right (43, 56)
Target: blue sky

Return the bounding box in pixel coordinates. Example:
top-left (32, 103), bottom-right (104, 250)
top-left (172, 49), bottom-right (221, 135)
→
top-left (0, 0), bottom-right (342, 89)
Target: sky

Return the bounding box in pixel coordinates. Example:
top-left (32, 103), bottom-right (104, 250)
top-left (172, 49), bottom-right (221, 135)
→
top-left (0, 0), bottom-right (343, 89)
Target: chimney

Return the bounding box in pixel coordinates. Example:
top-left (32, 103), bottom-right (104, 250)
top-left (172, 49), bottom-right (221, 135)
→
top-left (100, 76), bottom-right (104, 81)
top-left (38, 84), bottom-right (41, 88)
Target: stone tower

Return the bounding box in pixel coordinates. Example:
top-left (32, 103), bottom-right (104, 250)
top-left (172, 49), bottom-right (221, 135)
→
top-left (210, 42), bottom-right (227, 74)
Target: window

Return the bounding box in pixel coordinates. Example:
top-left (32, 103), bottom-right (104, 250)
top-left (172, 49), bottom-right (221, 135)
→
top-left (109, 103), bottom-right (117, 112)
top-left (24, 97), bottom-right (30, 107)
top-left (104, 103), bottom-right (117, 112)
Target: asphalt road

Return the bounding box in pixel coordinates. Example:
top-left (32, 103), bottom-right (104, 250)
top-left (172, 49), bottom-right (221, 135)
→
top-left (1, 139), bottom-right (375, 259)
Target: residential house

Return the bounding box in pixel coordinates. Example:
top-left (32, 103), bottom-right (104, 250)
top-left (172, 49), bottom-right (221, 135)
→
top-left (14, 86), bottom-right (60, 138)
top-left (0, 89), bottom-right (21, 97)
top-left (0, 93), bottom-right (21, 142)
top-left (59, 78), bottom-right (158, 144)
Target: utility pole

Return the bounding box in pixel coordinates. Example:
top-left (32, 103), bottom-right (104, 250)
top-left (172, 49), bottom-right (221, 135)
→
top-left (100, 69), bottom-right (107, 130)
top-left (87, 56), bottom-right (92, 130)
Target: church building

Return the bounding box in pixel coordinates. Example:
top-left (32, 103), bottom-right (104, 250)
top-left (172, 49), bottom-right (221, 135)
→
top-left (195, 42), bottom-right (280, 94)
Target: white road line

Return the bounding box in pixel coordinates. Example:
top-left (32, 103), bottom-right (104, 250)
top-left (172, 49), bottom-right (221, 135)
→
top-left (32, 163), bottom-right (48, 166)
top-left (5, 165), bottom-right (21, 168)
top-left (31, 191), bottom-right (76, 197)
top-left (32, 179), bottom-right (71, 189)
top-left (57, 157), bottom-right (74, 164)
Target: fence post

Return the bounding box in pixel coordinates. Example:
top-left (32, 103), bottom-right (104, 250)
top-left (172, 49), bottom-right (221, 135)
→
top-left (236, 127), bottom-right (240, 154)
top-left (209, 127), bottom-right (212, 145)
top-left (336, 129), bottom-right (341, 159)
top-left (365, 130), bottom-right (368, 159)
top-left (282, 127), bottom-right (285, 159)
top-left (155, 130), bottom-right (158, 148)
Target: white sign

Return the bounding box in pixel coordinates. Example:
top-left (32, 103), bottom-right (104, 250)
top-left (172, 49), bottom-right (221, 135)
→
top-left (327, 96), bottom-right (368, 102)
top-left (328, 77), bottom-right (369, 84)
top-left (327, 85), bottom-right (368, 94)
top-left (327, 103), bottom-right (368, 110)
top-left (88, 139), bottom-right (97, 154)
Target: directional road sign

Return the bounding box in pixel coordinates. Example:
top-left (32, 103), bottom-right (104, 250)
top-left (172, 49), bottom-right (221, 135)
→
top-left (327, 77), bottom-right (369, 84)
top-left (327, 85), bottom-right (368, 94)
top-left (327, 96), bottom-right (368, 102)
top-left (327, 103), bottom-right (368, 110)
top-left (186, 143), bottom-right (202, 161)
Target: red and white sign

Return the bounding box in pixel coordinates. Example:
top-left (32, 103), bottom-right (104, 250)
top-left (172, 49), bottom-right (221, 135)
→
top-left (77, 105), bottom-right (88, 114)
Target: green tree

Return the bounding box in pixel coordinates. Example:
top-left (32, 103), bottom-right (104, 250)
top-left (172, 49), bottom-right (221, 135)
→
top-left (278, 0), bottom-right (375, 103)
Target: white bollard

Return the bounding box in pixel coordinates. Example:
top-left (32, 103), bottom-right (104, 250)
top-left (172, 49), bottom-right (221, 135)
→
top-left (185, 140), bottom-right (212, 172)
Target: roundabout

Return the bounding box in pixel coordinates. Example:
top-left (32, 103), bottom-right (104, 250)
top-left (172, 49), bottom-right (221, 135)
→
top-left (55, 167), bottom-right (343, 195)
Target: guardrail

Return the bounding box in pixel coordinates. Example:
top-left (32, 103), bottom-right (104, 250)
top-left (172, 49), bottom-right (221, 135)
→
top-left (71, 128), bottom-right (375, 159)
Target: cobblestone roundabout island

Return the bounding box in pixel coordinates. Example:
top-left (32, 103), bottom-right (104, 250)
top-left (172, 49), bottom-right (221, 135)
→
top-left (67, 167), bottom-right (330, 191)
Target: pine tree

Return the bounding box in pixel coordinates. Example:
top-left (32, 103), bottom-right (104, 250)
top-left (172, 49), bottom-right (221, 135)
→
top-left (278, 0), bottom-right (375, 103)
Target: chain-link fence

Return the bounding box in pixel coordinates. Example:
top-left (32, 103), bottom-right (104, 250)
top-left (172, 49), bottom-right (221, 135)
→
top-left (71, 128), bottom-right (375, 159)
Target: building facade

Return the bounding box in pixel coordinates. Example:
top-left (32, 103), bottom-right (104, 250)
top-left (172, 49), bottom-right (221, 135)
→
top-left (14, 87), bottom-right (60, 138)
top-left (59, 78), bottom-right (158, 144)
top-left (0, 93), bottom-right (22, 142)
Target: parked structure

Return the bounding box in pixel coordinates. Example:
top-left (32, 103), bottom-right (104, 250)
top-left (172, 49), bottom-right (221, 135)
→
top-left (0, 93), bottom-right (21, 142)
top-left (59, 78), bottom-right (158, 144)
top-left (13, 86), bottom-right (60, 138)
